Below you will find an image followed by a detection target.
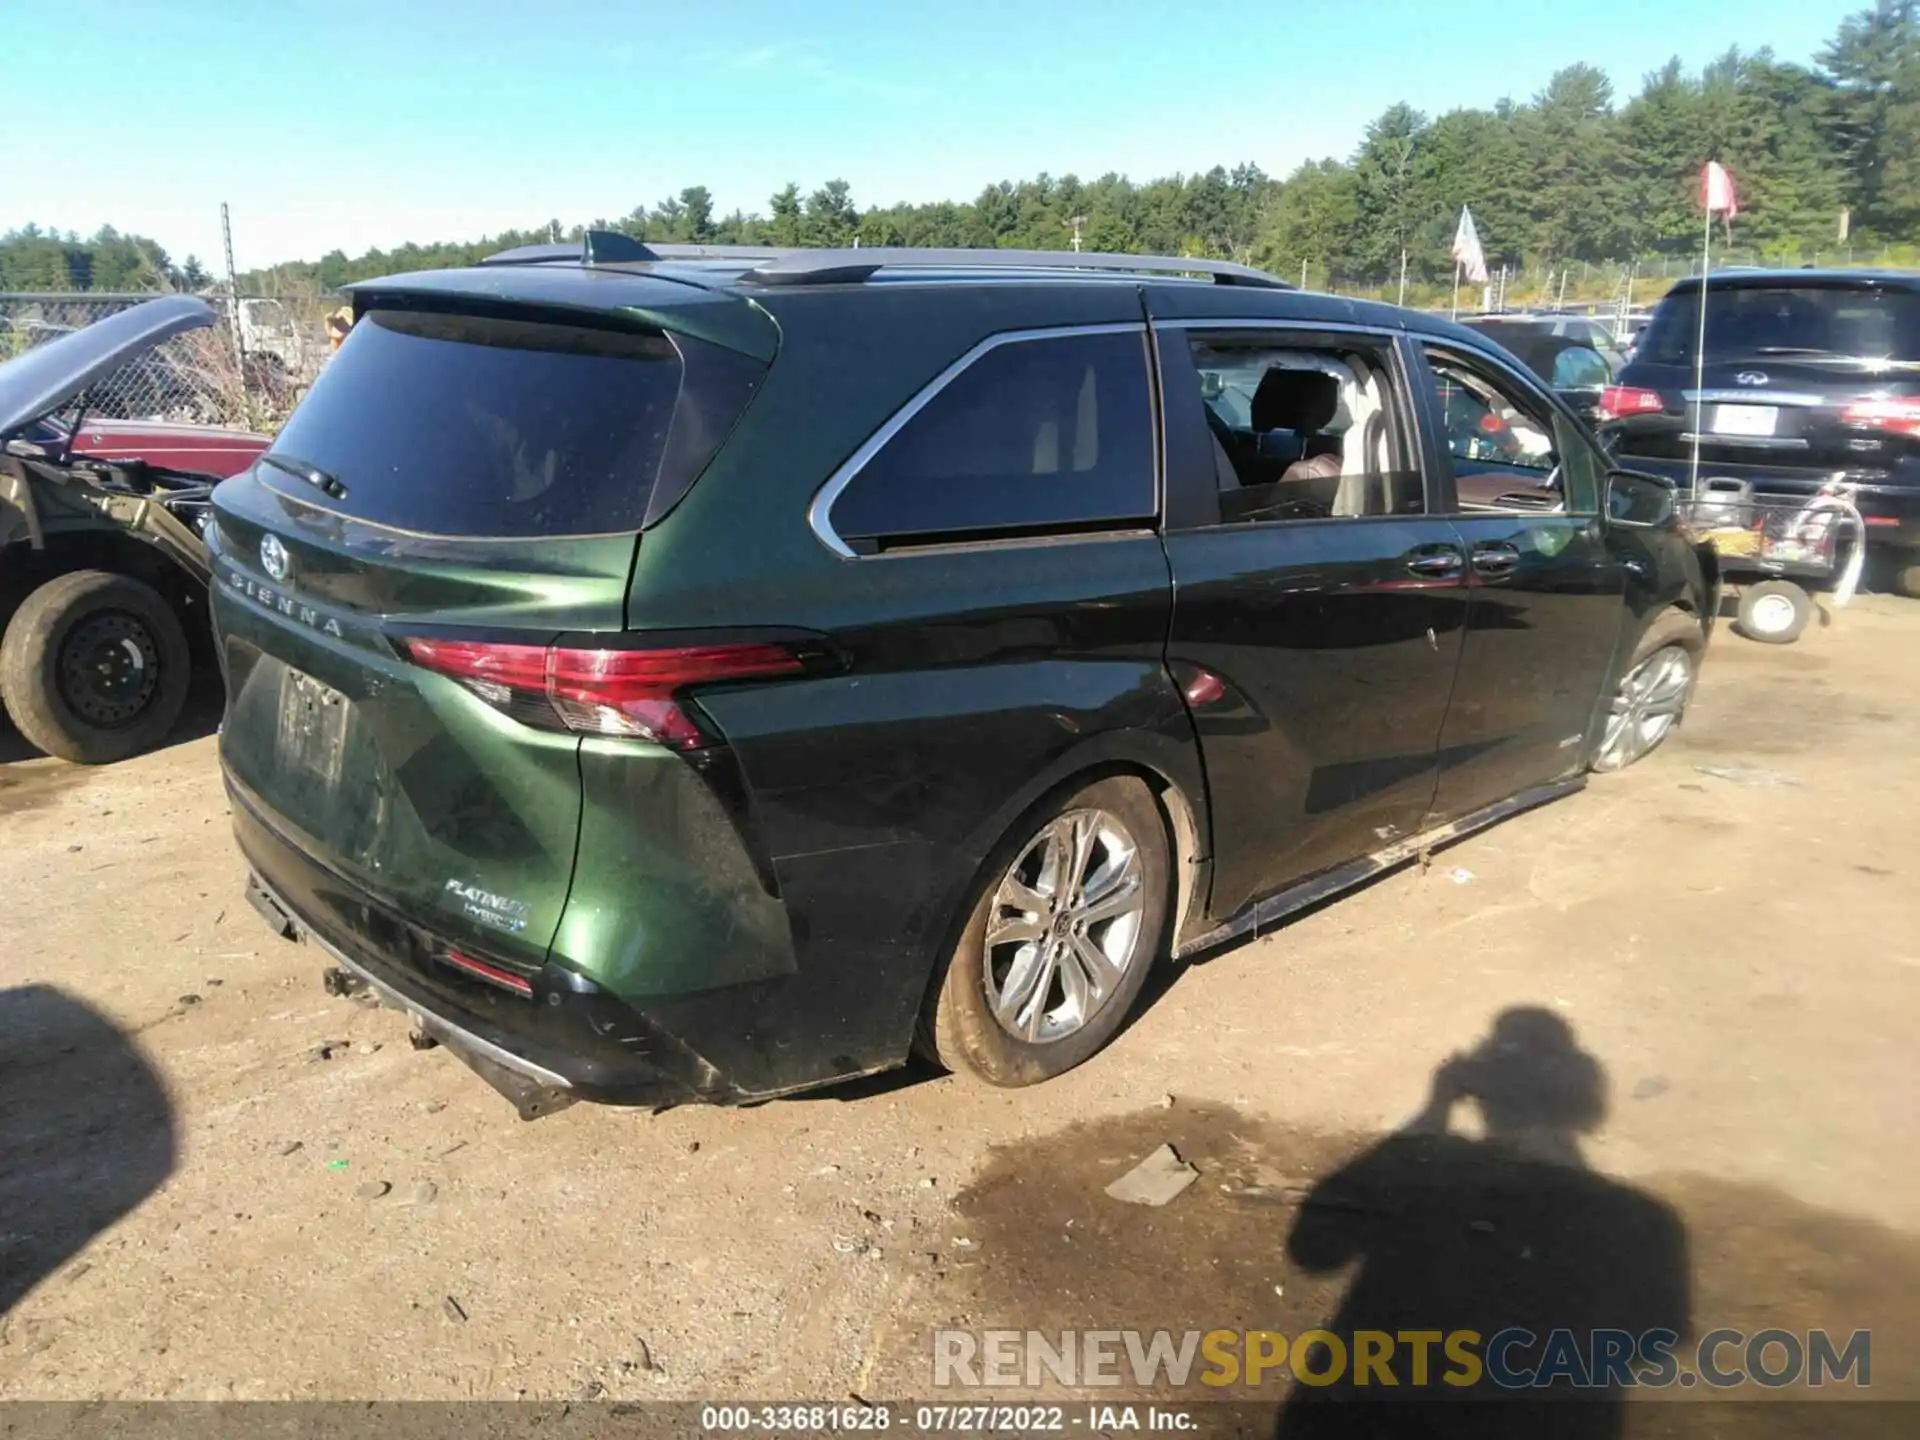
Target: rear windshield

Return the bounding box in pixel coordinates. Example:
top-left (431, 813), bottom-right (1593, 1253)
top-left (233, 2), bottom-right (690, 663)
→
top-left (1638, 284), bottom-right (1920, 365)
top-left (264, 308), bottom-right (762, 537)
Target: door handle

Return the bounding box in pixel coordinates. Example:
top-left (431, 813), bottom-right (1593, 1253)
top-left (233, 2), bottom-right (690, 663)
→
top-left (1471, 543), bottom-right (1521, 576)
top-left (1405, 548), bottom-right (1464, 578)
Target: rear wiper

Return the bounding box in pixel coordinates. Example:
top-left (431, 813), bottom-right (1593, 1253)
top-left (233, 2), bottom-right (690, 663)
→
top-left (260, 451), bottom-right (349, 501)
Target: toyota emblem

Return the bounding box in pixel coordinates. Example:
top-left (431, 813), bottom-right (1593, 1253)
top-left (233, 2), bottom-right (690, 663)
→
top-left (1735, 370), bottom-right (1770, 386)
top-left (260, 533), bottom-right (291, 583)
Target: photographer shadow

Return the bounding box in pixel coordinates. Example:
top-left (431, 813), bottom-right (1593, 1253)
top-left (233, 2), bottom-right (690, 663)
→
top-left (0, 984), bottom-right (176, 1318)
top-left (1277, 1007), bottom-right (1688, 1439)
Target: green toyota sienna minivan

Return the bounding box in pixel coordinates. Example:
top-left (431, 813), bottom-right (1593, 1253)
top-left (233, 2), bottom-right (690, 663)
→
top-left (212, 239), bottom-right (1712, 1117)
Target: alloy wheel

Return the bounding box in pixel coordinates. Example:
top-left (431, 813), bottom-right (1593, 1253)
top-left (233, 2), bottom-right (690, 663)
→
top-left (1594, 646), bottom-right (1692, 772)
top-left (982, 807), bottom-right (1147, 1044)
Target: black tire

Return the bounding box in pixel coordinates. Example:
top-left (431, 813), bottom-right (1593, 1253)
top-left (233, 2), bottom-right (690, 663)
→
top-left (0, 570), bottom-right (192, 764)
top-left (917, 774), bottom-right (1171, 1087)
top-left (1893, 559), bottom-right (1920, 600)
top-left (1735, 579), bottom-right (1812, 645)
top-left (1591, 608), bottom-right (1705, 774)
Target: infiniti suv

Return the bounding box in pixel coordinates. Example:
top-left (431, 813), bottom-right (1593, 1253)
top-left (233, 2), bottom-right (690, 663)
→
top-left (1601, 268), bottom-right (1920, 596)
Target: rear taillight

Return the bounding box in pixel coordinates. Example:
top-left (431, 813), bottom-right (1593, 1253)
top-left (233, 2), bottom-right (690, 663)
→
top-left (441, 948), bottom-right (534, 998)
top-left (1597, 386), bottom-right (1664, 421)
top-left (399, 637), bottom-right (806, 748)
top-left (1842, 396), bottom-right (1920, 439)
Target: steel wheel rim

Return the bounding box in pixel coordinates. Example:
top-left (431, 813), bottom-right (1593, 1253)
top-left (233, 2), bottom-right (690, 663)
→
top-left (1748, 593), bottom-right (1799, 635)
top-left (57, 612), bottom-right (160, 726)
top-left (982, 807), bottom-right (1145, 1044)
top-left (1596, 646), bottom-right (1692, 771)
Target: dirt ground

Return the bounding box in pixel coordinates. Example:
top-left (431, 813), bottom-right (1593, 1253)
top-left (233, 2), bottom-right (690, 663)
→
top-left (2, 597), bottom-right (1916, 1428)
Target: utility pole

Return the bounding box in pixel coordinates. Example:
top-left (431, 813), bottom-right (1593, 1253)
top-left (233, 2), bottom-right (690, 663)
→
top-left (220, 202), bottom-right (246, 376)
top-left (1391, 135), bottom-right (1413, 310)
top-left (1300, 258), bottom-right (1309, 290)
top-left (1065, 215), bottom-right (1088, 253)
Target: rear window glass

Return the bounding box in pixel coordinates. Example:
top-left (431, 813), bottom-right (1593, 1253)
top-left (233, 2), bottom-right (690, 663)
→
top-left (829, 329), bottom-right (1154, 548)
top-left (1638, 285), bottom-right (1920, 365)
top-left (1551, 345), bottom-right (1611, 389)
top-left (264, 308), bottom-right (760, 537)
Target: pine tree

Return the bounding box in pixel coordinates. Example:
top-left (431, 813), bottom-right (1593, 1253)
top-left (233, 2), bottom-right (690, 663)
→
top-left (1821, 0), bottom-right (1920, 238)
top-left (24, 6), bottom-right (1920, 300)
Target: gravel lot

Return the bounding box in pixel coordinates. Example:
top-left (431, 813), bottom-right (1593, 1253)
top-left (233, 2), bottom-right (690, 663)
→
top-left (2, 597), bottom-right (1915, 1428)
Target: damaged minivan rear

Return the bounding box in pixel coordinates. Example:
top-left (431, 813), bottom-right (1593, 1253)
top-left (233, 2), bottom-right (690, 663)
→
top-left (212, 266), bottom-right (799, 1114)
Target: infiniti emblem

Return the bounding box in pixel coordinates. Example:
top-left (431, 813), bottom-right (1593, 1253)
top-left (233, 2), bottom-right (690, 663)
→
top-left (1735, 370), bottom-right (1770, 386)
top-left (260, 533), bottom-right (291, 583)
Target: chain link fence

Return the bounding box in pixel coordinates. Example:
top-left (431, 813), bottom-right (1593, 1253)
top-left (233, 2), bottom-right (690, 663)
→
top-left (1309, 247), bottom-right (1913, 321)
top-left (0, 292), bottom-right (331, 432)
top-left (9, 249), bottom-right (1905, 418)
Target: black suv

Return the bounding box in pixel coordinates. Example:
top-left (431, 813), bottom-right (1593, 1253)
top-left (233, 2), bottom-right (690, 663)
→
top-left (1602, 268), bottom-right (1920, 595)
top-left (210, 241), bottom-right (1712, 1116)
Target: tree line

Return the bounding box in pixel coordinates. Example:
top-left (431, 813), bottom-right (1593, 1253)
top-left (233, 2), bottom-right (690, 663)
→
top-left (0, 225), bottom-right (209, 294)
top-left (6, 3), bottom-right (1917, 298)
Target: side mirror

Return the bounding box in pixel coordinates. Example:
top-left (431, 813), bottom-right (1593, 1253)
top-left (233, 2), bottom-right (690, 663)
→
top-left (1607, 468), bottom-right (1675, 529)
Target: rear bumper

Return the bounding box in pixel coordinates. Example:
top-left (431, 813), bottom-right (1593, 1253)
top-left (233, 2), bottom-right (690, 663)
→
top-left (229, 778), bottom-right (736, 1108)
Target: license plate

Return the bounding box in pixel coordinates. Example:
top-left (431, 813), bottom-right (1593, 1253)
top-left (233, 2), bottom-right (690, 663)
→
top-left (276, 669), bottom-right (350, 785)
top-left (1712, 404), bottom-right (1778, 437)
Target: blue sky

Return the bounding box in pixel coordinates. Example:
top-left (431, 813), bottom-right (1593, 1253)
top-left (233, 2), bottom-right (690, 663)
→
top-left (1, 0), bottom-right (1853, 270)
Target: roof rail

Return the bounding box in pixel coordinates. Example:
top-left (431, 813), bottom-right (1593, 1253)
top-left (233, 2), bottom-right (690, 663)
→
top-left (472, 237), bottom-right (1292, 289)
top-left (646, 243), bottom-right (805, 261)
top-left (476, 241), bottom-right (583, 266)
top-left (740, 247), bottom-right (1292, 289)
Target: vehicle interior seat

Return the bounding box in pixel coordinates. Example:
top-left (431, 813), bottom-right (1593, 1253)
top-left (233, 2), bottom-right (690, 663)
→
top-left (1207, 352), bottom-right (1405, 521)
top-left (1249, 367), bottom-right (1346, 509)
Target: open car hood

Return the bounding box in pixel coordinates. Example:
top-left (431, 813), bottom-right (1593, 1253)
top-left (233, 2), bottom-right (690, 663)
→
top-left (0, 295), bottom-right (216, 439)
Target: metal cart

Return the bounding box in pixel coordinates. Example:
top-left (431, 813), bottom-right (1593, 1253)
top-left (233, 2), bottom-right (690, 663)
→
top-left (1681, 476), bottom-right (1867, 644)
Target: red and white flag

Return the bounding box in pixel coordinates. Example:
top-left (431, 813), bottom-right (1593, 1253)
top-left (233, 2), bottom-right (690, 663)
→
top-left (1701, 160), bottom-right (1738, 218)
top-left (1450, 206), bottom-right (1488, 284)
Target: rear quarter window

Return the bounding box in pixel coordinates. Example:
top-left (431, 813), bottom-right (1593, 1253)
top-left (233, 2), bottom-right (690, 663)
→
top-left (828, 328), bottom-right (1155, 551)
top-left (263, 307), bottom-right (764, 537)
